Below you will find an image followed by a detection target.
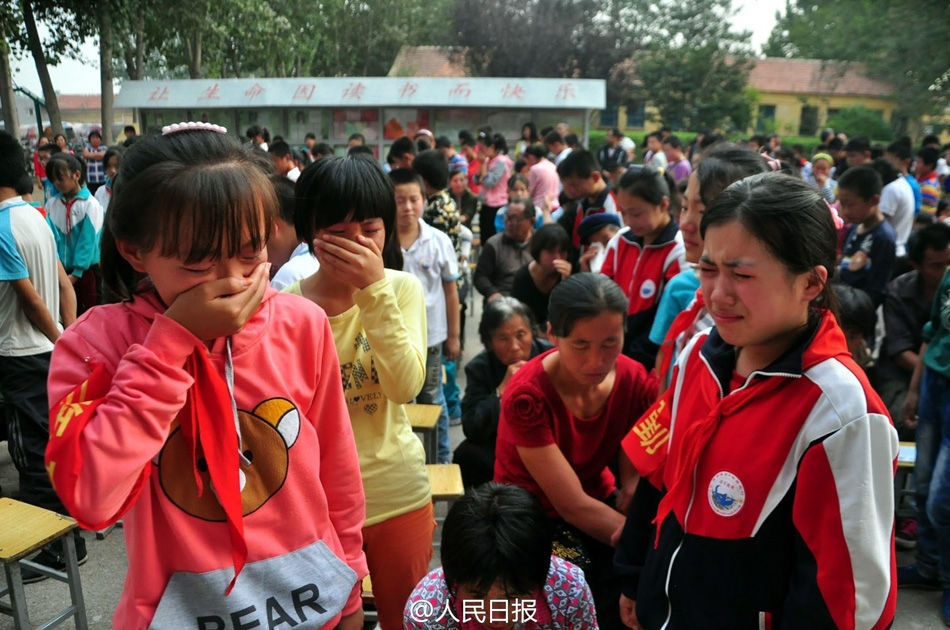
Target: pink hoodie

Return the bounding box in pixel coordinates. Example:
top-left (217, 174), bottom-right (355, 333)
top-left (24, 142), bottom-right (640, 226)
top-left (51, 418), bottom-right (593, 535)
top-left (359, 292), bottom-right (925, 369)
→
top-left (47, 288), bottom-right (367, 629)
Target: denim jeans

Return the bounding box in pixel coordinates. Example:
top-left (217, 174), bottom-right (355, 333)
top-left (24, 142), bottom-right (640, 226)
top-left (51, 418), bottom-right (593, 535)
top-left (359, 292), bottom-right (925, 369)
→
top-left (416, 345), bottom-right (451, 464)
top-left (914, 368), bottom-right (950, 586)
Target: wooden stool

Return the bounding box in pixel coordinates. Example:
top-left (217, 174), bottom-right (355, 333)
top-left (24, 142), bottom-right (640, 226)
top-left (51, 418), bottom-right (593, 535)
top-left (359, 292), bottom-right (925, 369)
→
top-left (0, 498), bottom-right (88, 629)
top-left (427, 464), bottom-right (465, 553)
top-left (407, 403), bottom-right (442, 464)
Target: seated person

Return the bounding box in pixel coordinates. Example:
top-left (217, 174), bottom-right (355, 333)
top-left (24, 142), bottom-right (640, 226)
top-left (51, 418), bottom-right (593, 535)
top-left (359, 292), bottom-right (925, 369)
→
top-left (494, 175), bottom-right (547, 234)
top-left (453, 298), bottom-right (550, 488)
top-left (494, 273), bottom-right (657, 630)
top-left (474, 199), bottom-right (535, 301)
top-left (577, 213), bottom-right (621, 273)
top-left (404, 483), bottom-right (597, 629)
top-left (511, 224), bottom-right (572, 326)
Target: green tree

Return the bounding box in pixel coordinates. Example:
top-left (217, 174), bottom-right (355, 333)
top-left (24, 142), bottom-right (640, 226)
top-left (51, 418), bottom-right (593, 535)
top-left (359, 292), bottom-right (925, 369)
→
top-left (825, 105), bottom-right (892, 141)
top-left (613, 0), bottom-right (753, 131)
top-left (763, 0), bottom-right (950, 136)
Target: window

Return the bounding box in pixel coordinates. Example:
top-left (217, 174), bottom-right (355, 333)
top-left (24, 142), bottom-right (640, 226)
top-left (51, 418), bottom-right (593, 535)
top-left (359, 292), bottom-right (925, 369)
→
top-left (799, 106), bottom-right (819, 136)
top-left (626, 103), bottom-right (646, 129)
top-left (756, 105), bottom-right (776, 133)
top-left (600, 106), bottom-right (619, 127)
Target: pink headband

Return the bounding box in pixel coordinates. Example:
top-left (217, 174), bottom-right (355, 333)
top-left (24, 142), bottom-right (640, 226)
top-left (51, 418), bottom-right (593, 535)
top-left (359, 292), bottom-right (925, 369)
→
top-left (162, 121), bottom-right (228, 136)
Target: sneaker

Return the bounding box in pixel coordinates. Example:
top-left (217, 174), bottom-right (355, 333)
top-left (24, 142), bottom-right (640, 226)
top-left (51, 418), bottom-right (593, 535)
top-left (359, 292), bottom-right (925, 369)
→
top-left (896, 518), bottom-right (918, 550)
top-left (21, 533), bottom-right (87, 584)
top-left (898, 564), bottom-right (941, 590)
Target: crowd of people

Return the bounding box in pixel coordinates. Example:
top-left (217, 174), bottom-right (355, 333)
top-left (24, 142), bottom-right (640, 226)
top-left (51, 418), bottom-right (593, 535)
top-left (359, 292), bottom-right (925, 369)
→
top-left (1, 114), bottom-right (950, 629)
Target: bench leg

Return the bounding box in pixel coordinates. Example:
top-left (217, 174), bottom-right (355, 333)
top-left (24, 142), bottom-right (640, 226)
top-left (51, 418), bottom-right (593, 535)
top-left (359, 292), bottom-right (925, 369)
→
top-left (62, 533), bottom-right (89, 630)
top-left (3, 562), bottom-right (31, 630)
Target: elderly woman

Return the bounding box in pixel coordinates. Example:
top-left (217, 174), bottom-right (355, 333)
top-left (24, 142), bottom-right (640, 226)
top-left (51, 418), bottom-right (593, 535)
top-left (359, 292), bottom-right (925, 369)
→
top-left (452, 298), bottom-right (550, 489)
top-left (804, 152), bottom-right (837, 203)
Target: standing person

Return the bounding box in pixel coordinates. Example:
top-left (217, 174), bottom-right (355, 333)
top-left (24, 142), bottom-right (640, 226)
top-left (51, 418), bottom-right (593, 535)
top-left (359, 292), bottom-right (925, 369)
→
top-left (917, 147), bottom-right (942, 215)
top-left (514, 122), bottom-right (539, 159)
top-left (543, 131), bottom-right (572, 166)
top-left (900, 260), bottom-right (950, 625)
top-left (598, 128), bottom-right (629, 180)
top-left (524, 144), bottom-right (561, 214)
top-left (886, 141), bottom-right (922, 215)
top-left (459, 134), bottom-right (482, 196)
top-left (94, 148), bottom-right (120, 214)
top-left (642, 132), bottom-right (667, 170)
top-left (45, 125), bottom-right (367, 629)
top-left (511, 224), bottom-right (572, 327)
top-left (413, 149), bottom-right (462, 256)
top-left (0, 131), bottom-right (79, 580)
top-left (54, 133), bottom-right (72, 155)
top-left (268, 176), bottom-right (319, 290)
top-left (870, 157), bottom-right (915, 259)
top-left (45, 153), bottom-right (104, 314)
top-left (287, 155), bottom-right (433, 630)
top-left (617, 171), bottom-right (897, 630)
top-left (391, 168), bottom-right (461, 465)
top-left (494, 273), bottom-right (657, 630)
top-left (245, 125), bottom-right (268, 151)
top-left (121, 125), bottom-right (138, 148)
top-left (267, 139), bottom-right (301, 182)
top-left (556, 149), bottom-right (620, 260)
top-left (600, 165), bottom-right (686, 369)
top-left (476, 133), bottom-right (513, 243)
top-left (82, 130), bottom-right (107, 195)
top-left (661, 135), bottom-right (691, 183)
top-left (448, 165), bottom-right (480, 228)
top-left (436, 136), bottom-right (469, 175)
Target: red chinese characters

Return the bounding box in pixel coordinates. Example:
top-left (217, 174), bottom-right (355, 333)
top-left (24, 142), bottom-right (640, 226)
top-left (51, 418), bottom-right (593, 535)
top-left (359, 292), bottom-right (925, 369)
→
top-left (244, 82), bottom-right (265, 101)
top-left (342, 81), bottom-right (366, 101)
top-left (501, 82), bottom-right (525, 101)
top-left (293, 84), bottom-right (316, 101)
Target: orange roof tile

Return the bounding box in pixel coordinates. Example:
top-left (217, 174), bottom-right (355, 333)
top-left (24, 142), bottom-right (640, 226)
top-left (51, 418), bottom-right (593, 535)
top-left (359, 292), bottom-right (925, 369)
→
top-left (748, 58), bottom-right (892, 98)
top-left (388, 46), bottom-right (469, 78)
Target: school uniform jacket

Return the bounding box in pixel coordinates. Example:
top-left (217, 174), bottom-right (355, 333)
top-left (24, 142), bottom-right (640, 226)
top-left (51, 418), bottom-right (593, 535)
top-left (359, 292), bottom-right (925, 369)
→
top-left (44, 186), bottom-right (103, 278)
top-left (600, 221), bottom-right (685, 367)
top-left (616, 311), bottom-right (898, 630)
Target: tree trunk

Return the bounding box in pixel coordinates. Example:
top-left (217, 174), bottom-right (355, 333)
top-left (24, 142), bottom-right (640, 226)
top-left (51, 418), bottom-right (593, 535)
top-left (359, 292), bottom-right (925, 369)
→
top-left (134, 7), bottom-right (145, 79)
top-left (98, 1), bottom-right (115, 144)
top-left (21, 0), bottom-right (63, 135)
top-left (0, 34), bottom-right (19, 136)
top-left (187, 31), bottom-right (202, 79)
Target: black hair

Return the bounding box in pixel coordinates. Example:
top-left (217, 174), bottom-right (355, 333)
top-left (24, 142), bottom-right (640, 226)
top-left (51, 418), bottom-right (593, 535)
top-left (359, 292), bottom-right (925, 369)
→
top-left (102, 148), bottom-right (120, 171)
top-left (610, 127), bottom-right (623, 139)
top-left (416, 138), bottom-right (431, 153)
top-left (292, 149), bottom-right (307, 165)
top-left (270, 174), bottom-right (296, 225)
top-left (529, 223), bottom-right (571, 263)
top-left (389, 167), bottom-right (426, 194)
top-left (53, 133), bottom-right (68, 145)
top-left (907, 222), bottom-right (950, 265)
top-left (564, 133), bottom-right (580, 149)
top-left (820, 128), bottom-right (835, 143)
top-left (845, 137), bottom-right (871, 154)
top-left (886, 141), bottom-right (911, 161)
top-left (868, 157), bottom-right (899, 186)
top-left (390, 136), bottom-right (416, 160)
top-left (556, 149), bottom-right (597, 179)
top-left (296, 155), bottom-right (402, 270)
top-left (662, 135), bottom-right (683, 150)
top-left (272, 135), bottom-right (285, 144)
top-left (616, 164), bottom-right (672, 205)
top-left (46, 153), bottom-right (86, 187)
top-left (701, 172), bottom-right (839, 318)
top-left (489, 133), bottom-right (508, 155)
top-left (700, 133), bottom-right (725, 151)
top-left (832, 284), bottom-right (874, 337)
top-left (441, 483), bottom-right (552, 597)
top-left (505, 197), bottom-right (536, 222)
top-left (36, 142), bottom-right (54, 154)
top-left (513, 158), bottom-right (527, 174)
top-left (521, 122), bottom-right (539, 144)
top-left (435, 135), bottom-right (452, 149)
top-left (827, 138), bottom-right (844, 151)
top-left (458, 130), bottom-right (474, 145)
top-left (15, 173), bottom-right (33, 195)
top-left (695, 143), bottom-right (769, 206)
top-left (523, 144), bottom-right (547, 160)
top-left (103, 129), bottom-right (276, 302)
top-left (921, 134), bottom-right (940, 147)
top-left (312, 143), bottom-right (334, 158)
top-left (543, 130), bottom-right (563, 147)
top-left (507, 173), bottom-right (529, 192)
top-left (0, 131), bottom-right (27, 188)
top-left (870, 144), bottom-right (884, 160)
top-left (539, 126), bottom-right (553, 138)
top-left (939, 198), bottom-right (950, 218)
top-left (347, 132), bottom-right (365, 145)
top-left (548, 273), bottom-right (628, 337)
top-left (347, 145), bottom-right (374, 158)
top-left (413, 149), bottom-right (449, 190)
top-left (88, 130), bottom-right (101, 141)
top-left (123, 125), bottom-right (135, 134)
top-left (838, 165), bottom-right (883, 200)
top-left (305, 132), bottom-right (317, 141)
top-left (478, 298), bottom-right (536, 349)
top-left (245, 125), bottom-right (262, 140)
top-left (918, 147), bottom-right (939, 167)
top-left (267, 139), bottom-right (292, 158)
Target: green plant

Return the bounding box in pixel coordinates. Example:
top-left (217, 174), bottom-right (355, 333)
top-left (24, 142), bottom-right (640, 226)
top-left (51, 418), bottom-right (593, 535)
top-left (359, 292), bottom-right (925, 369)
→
top-left (824, 105), bottom-right (893, 142)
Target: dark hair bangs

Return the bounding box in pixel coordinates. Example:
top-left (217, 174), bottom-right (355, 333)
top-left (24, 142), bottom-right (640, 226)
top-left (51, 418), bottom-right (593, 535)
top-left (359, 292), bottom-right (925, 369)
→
top-left (155, 163), bottom-right (274, 263)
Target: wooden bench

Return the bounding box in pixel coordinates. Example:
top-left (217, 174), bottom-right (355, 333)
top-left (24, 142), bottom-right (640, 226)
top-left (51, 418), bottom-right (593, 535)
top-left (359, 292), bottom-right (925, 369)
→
top-left (0, 498), bottom-right (88, 629)
top-left (407, 403), bottom-right (442, 464)
top-left (427, 464), bottom-right (464, 553)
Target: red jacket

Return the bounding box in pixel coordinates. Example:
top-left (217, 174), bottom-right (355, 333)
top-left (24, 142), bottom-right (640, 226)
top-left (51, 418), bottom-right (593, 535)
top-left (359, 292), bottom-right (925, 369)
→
top-left (617, 311), bottom-right (898, 629)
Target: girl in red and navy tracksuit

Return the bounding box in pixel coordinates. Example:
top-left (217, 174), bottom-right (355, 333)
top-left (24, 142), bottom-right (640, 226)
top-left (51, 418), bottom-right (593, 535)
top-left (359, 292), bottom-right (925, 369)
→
top-left (616, 172), bottom-right (898, 629)
top-left (600, 165), bottom-right (685, 369)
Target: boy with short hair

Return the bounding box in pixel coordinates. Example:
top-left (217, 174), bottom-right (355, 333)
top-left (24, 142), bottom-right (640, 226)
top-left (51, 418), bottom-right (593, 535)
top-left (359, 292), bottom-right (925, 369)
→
top-left (391, 169), bottom-right (460, 464)
top-left (837, 165), bottom-right (897, 307)
top-left (555, 149), bottom-right (620, 259)
top-left (269, 176), bottom-right (319, 290)
top-left (845, 137), bottom-right (872, 168)
top-left (662, 135), bottom-right (691, 183)
top-left (886, 141), bottom-right (923, 214)
top-left (412, 149), bottom-right (462, 258)
top-left (267, 139), bottom-right (300, 182)
top-left (917, 147), bottom-right (941, 215)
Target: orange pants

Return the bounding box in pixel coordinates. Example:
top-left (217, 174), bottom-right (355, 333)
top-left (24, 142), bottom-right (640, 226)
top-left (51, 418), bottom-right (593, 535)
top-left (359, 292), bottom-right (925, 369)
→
top-left (362, 502), bottom-right (435, 630)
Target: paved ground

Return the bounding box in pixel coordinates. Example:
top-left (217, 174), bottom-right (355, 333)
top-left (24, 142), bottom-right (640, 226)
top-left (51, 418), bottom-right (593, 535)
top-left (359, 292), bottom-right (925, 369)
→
top-left (0, 294), bottom-right (945, 628)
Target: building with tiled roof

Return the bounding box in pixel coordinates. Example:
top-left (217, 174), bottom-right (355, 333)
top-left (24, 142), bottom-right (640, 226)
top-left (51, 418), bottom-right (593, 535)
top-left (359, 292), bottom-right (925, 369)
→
top-left (388, 46), bottom-right (468, 78)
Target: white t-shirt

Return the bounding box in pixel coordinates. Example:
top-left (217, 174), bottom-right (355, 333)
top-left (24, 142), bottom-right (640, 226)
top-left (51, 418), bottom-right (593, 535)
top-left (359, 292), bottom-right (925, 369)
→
top-left (0, 197), bottom-right (60, 356)
top-left (270, 242), bottom-right (319, 290)
top-left (879, 176), bottom-right (915, 257)
top-left (401, 219), bottom-right (459, 346)
top-left (937, 157), bottom-right (949, 178)
top-left (286, 167), bottom-right (300, 183)
top-left (94, 184), bottom-right (111, 213)
top-left (645, 150), bottom-right (668, 170)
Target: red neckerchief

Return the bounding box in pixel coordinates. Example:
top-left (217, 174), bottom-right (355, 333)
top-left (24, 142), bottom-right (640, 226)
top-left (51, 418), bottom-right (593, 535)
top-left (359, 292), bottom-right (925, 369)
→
top-left (658, 288), bottom-right (705, 379)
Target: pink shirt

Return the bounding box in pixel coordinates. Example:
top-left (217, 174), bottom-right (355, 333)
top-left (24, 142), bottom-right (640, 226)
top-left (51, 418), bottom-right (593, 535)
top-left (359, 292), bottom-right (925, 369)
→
top-left (528, 158), bottom-right (561, 210)
top-left (48, 289), bottom-right (367, 629)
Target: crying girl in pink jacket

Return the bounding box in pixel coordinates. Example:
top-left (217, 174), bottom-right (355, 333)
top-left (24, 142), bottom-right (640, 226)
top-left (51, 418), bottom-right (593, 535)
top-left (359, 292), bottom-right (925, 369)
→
top-left (45, 124), bottom-right (367, 630)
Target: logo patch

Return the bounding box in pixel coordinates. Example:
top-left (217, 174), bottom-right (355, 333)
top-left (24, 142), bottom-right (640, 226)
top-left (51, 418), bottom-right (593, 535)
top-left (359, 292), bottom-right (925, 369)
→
top-left (639, 279), bottom-right (657, 299)
top-left (708, 471), bottom-right (745, 517)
